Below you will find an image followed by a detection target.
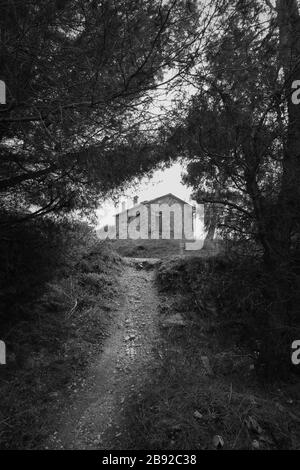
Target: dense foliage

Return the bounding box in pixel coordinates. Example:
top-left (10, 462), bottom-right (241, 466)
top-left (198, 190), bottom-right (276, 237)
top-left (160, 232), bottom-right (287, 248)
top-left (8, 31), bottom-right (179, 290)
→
top-left (160, 0), bottom-right (300, 269)
top-left (0, 0), bottom-right (200, 217)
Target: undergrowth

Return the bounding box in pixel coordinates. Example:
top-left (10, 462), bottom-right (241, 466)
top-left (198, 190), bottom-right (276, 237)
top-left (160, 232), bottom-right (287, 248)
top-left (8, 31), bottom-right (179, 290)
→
top-left (123, 252), bottom-right (300, 450)
top-left (0, 217), bottom-right (122, 449)
top-left (111, 239), bottom-right (183, 258)
top-left (156, 253), bottom-right (300, 378)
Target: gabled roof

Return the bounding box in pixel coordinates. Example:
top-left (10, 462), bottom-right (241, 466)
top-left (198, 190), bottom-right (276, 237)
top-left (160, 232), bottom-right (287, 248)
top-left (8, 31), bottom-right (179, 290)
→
top-left (115, 193), bottom-right (194, 217)
top-left (145, 193), bottom-right (193, 207)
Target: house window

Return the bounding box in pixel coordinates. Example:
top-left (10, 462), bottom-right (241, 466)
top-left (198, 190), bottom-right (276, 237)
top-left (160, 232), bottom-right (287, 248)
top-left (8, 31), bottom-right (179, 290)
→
top-left (170, 211), bottom-right (174, 239)
top-left (159, 211), bottom-right (162, 237)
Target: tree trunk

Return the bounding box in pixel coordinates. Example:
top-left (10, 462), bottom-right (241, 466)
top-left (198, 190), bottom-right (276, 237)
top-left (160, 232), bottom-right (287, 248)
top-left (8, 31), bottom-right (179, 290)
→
top-left (274, 0), bottom-right (300, 262)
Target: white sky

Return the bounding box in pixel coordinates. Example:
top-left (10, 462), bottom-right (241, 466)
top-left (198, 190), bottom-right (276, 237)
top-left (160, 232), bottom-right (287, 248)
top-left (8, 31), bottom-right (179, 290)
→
top-left (95, 64), bottom-right (199, 231)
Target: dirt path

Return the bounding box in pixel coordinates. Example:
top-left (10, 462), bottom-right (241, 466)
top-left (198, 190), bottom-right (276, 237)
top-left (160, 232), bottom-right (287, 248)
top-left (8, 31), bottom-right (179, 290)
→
top-left (47, 258), bottom-right (161, 449)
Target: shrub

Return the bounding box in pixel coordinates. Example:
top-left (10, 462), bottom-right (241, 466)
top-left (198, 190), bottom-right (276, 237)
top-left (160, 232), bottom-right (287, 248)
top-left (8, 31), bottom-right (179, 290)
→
top-left (0, 214), bottom-right (96, 325)
top-left (156, 252), bottom-right (300, 379)
top-left (0, 214), bottom-right (123, 449)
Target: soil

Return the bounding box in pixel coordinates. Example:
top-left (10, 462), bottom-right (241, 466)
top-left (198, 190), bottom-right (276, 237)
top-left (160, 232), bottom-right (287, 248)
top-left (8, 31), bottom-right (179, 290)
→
top-left (46, 258), bottom-right (161, 449)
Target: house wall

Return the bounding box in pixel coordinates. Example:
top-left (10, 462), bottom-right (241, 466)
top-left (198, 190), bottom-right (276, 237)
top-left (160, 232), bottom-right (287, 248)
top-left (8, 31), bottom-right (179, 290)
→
top-left (115, 194), bottom-right (194, 240)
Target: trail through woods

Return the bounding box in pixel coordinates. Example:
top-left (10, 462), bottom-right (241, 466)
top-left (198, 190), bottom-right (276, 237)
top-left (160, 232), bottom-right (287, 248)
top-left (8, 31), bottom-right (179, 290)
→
top-left (46, 259), bottom-right (161, 449)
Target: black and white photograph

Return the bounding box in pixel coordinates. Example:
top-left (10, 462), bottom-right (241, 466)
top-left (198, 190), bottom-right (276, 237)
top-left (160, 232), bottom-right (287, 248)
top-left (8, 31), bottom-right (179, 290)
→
top-left (0, 0), bottom-right (300, 456)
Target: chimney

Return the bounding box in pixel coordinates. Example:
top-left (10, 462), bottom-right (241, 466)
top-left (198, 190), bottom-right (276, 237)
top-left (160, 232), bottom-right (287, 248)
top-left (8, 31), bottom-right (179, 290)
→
top-left (133, 196), bottom-right (138, 206)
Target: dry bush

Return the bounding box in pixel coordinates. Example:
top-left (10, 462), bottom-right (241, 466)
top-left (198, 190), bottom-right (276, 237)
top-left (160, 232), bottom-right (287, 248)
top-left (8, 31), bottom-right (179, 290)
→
top-left (157, 252), bottom-right (300, 379)
top-left (0, 217), bottom-right (123, 449)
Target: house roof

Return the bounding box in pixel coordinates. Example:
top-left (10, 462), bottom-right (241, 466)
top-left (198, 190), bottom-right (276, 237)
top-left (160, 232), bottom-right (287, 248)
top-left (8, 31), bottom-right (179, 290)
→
top-left (115, 193), bottom-right (194, 216)
top-left (145, 193), bottom-right (193, 206)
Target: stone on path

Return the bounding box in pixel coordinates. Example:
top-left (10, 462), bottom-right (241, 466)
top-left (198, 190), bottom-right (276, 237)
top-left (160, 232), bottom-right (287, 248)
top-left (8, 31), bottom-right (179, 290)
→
top-left (161, 313), bottom-right (187, 327)
top-left (201, 355), bottom-right (214, 376)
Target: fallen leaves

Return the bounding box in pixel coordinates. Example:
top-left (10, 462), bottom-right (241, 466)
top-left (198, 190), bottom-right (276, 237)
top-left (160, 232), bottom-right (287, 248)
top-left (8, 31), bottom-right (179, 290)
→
top-left (244, 415), bottom-right (263, 435)
top-left (193, 410), bottom-right (203, 420)
top-left (201, 356), bottom-right (214, 376)
top-left (212, 434), bottom-right (224, 449)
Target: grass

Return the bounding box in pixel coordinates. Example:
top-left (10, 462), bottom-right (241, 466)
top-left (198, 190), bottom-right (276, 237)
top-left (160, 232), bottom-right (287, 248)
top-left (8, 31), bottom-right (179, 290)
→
top-left (0, 233), bottom-right (123, 449)
top-left (110, 238), bottom-right (226, 259)
top-left (2, 222), bottom-right (298, 450)
top-left (122, 254), bottom-right (300, 450)
top-left (110, 239), bottom-right (184, 258)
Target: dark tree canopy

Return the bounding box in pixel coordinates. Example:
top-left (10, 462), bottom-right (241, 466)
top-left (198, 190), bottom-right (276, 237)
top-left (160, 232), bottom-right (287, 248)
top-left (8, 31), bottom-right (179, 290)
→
top-left (0, 0), bottom-right (200, 219)
top-left (159, 0), bottom-right (300, 267)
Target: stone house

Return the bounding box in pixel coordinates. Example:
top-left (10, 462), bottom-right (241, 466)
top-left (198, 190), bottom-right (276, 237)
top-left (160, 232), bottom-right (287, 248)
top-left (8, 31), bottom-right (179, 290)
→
top-left (115, 193), bottom-right (195, 240)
